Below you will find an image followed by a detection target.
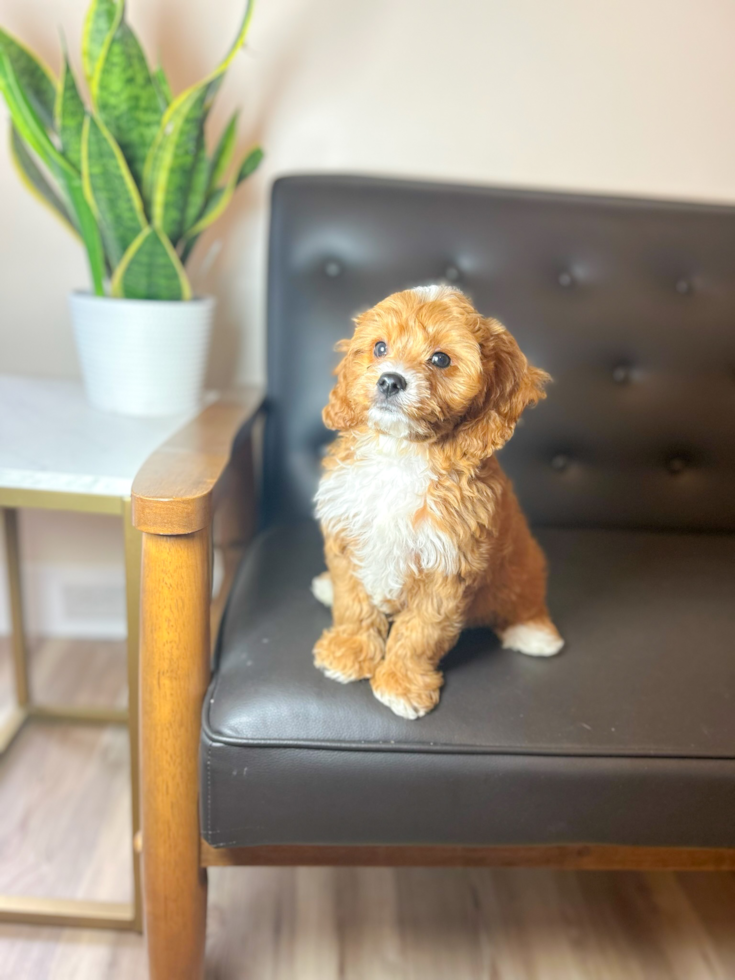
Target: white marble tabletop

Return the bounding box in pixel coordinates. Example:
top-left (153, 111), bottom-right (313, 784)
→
top-left (0, 375), bottom-right (215, 498)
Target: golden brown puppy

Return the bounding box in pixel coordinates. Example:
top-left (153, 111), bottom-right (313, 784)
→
top-left (312, 285), bottom-right (563, 719)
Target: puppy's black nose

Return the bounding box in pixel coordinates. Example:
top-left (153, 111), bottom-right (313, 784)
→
top-left (377, 372), bottom-right (407, 397)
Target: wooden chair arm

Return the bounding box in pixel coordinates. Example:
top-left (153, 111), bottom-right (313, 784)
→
top-left (131, 386), bottom-right (265, 536)
top-left (134, 386), bottom-right (264, 978)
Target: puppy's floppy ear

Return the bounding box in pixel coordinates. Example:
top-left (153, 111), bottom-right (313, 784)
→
top-left (458, 318), bottom-right (550, 458)
top-left (322, 338), bottom-right (357, 431)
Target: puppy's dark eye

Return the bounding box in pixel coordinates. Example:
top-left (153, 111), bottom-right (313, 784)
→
top-left (374, 341), bottom-right (387, 357)
top-left (430, 351), bottom-right (451, 368)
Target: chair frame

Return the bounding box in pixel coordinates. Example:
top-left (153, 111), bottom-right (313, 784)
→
top-left (131, 388), bottom-right (735, 980)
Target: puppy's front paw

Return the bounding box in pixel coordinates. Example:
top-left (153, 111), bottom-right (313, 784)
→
top-left (370, 661), bottom-right (443, 720)
top-left (313, 627), bottom-right (384, 683)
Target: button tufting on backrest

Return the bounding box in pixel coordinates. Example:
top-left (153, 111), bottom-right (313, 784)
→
top-left (551, 454), bottom-right (570, 472)
top-left (612, 364), bottom-right (632, 385)
top-left (266, 176), bottom-right (735, 532)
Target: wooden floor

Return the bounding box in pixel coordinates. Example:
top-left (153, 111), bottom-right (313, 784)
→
top-left (1, 638), bottom-right (735, 979)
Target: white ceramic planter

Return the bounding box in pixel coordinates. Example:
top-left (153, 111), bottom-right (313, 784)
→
top-left (70, 293), bottom-right (214, 417)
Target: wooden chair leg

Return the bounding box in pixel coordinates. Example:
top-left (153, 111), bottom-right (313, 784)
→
top-left (140, 529), bottom-right (211, 980)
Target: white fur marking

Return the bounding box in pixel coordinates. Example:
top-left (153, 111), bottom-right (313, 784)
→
top-left (318, 664), bottom-right (353, 684)
top-left (311, 573), bottom-right (333, 607)
top-left (367, 405), bottom-right (422, 439)
top-left (412, 284), bottom-right (459, 302)
top-left (501, 623), bottom-right (564, 657)
top-left (315, 434), bottom-right (459, 609)
top-left (372, 687), bottom-right (425, 720)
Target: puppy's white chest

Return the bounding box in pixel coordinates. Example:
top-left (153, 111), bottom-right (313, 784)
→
top-left (315, 437), bottom-right (458, 607)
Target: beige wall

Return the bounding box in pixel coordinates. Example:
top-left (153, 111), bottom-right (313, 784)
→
top-left (1, 0), bottom-right (735, 631)
top-left (2, 0), bottom-right (735, 386)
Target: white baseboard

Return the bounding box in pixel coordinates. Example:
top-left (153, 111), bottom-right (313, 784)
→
top-left (0, 561), bottom-right (126, 640)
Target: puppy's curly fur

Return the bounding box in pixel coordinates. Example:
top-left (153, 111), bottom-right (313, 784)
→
top-left (313, 285), bottom-right (563, 720)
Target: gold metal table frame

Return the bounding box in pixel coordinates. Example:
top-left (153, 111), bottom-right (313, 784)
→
top-left (0, 487), bottom-right (142, 932)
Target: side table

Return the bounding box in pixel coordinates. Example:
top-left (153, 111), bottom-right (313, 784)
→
top-left (0, 374), bottom-right (218, 932)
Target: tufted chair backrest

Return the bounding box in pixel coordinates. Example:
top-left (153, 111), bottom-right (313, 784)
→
top-left (263, 175), bottom-right (735, 531)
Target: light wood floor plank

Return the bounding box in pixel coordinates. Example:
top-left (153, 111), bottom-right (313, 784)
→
top-left (1, 637), bottom-right (735, 979)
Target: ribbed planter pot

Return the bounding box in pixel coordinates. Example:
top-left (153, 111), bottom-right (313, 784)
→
top-left (70, 293), bottom-right (214, 417)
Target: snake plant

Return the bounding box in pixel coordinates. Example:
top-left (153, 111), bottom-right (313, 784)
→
top-left (0, 0), bottom-right (263, 300)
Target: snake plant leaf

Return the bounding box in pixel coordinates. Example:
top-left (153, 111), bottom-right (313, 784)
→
top-left (186, 185), bottom-right (228, 240)
top-left (9, 126), bottom-right (78, 237)
top-left (182, 142), bottom-right (210, 234)
top-left (152, 64), bottom-right (172, 109)
top-left (208, 111), bottom-right (238, 192)
top-left (143, 87), bottom-right (207, 242)
top-left (55, 56), bottom-right (86, 170)
top-left (143, 0), bottom-right (255, 245)
top-left (92, 11), bottom-right (163, 187)
top-left (185, 145), bottom-right (262, 239)
top-left (81, 114), bottom-right (147, 268)
top-left (179, 235), bottom-right (199, 267)
top-left (111, 225), bottom-right (191, 300)
top-left (0, 28), bottom-right (56, 131)
top-left (0, 54), bottom-right (73, 176)
top-left (180, 144), bottom-right (263, 263)
top-left (0, 52), bottom-right (106, 294)
top-left (82, 0), bottom-right (121, 86)
top-left (236, 144), bottom-right (263, 184)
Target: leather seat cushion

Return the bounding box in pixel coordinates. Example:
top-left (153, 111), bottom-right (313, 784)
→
top-left (201, 521), bottom-right (735, 848)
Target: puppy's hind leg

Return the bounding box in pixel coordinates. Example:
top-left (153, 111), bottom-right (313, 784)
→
top-left (500, 619), bottom-right (564, 657)
top-left (311, 571), bottom-right (333, 608)
top-left (468, 524), bottom-right (564, 658)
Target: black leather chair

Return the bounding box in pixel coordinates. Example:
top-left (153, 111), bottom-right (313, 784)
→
top-left (133, 175), bottom-right (735, 980)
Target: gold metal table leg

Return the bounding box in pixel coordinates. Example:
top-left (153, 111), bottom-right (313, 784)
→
top-left (0, 499), bottom-right (143, 932)
top-left (123, 497), bottom-right (144, 933)
top-left (2, 508), bottom-right (30, 712)
top-left (0, 706), bottom-right (28, 754)
top-left (26, 704), bottom-right (128, 724)
top-left (0, 895), bottom-right (135, 931)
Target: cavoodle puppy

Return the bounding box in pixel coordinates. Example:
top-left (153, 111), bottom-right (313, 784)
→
top-left (312, 285), bottom-right (563, 719)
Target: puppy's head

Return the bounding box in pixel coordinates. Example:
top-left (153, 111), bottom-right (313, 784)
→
top-left (323, 285), bottom-right (550, 457)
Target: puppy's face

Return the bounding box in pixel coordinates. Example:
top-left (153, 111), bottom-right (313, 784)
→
top-left (324, 286), bottom-right (550, 456)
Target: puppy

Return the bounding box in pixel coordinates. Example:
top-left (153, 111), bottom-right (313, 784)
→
top-left (312, 285), bottom-right (563, 720)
